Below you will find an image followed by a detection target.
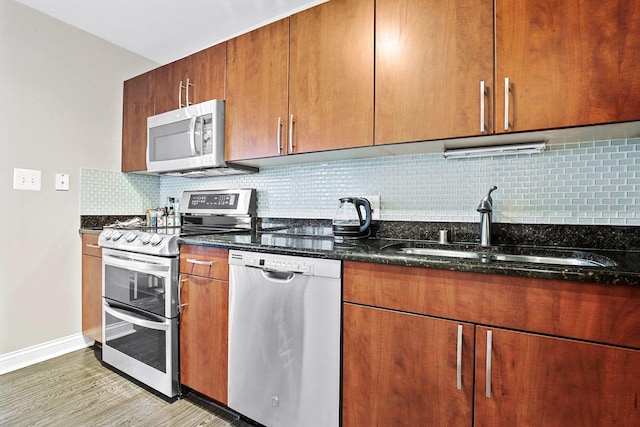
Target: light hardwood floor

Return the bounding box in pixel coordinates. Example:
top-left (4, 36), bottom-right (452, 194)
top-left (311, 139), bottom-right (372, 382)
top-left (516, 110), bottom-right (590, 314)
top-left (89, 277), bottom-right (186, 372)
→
top-left (0, 347), bottom-right (241, 427)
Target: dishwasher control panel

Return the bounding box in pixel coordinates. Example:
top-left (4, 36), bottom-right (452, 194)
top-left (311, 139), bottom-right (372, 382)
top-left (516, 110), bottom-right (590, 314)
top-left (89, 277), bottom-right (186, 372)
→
top-left (230, 250), bottom-right (314, 274)
top-left (229, 250), bottom-right (342, 278)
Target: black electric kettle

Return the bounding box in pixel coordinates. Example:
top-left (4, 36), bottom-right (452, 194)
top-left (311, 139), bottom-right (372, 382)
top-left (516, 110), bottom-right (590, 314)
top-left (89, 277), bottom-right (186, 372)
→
top-left (332, 197), bottom-right (372, 238)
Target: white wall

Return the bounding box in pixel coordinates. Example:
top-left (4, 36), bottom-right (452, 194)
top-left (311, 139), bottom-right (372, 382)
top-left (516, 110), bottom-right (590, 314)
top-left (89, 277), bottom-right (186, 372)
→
top-left (0, 0), bottom-right (157, 354)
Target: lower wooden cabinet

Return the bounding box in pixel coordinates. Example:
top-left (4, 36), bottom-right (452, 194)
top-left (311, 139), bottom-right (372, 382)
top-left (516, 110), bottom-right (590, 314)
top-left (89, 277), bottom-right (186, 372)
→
top-left (343, 303), bottom-right (474, 426)
top-left (342, 261), bottom-right (640, 427)
top-left (81, 233), bottom-right (102, 343)
top-left (474, 327), bottom-right (640, 427)
top-left (179, 246), bottom-right (229, 404)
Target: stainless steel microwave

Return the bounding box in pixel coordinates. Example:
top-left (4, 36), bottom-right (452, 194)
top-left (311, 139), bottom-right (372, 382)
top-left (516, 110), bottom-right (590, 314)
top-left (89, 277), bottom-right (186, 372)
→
top-left (146, 100), bottom-right (256, 177)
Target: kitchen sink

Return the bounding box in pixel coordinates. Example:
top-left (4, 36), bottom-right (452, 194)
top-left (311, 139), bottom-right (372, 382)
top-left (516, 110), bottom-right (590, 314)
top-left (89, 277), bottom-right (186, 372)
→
top-left (399, 248), bottom-right (482, 259)
top-left (394, 246), bottom-right (617, 268)
top-left (489, 253), bottom-right (611, 267)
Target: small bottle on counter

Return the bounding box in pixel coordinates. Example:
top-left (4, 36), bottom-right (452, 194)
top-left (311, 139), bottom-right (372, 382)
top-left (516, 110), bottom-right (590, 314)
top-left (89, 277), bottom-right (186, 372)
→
top-left (173, 198), bottom-right (181, 226)
top-left (149, 209), bottom-right (157, 227)
top-left (166, 197), bottom-right (176, 227)
top-left (167, 206), bottom-right (175, 227)
top-left (157, 208), bottom-right (166, 228)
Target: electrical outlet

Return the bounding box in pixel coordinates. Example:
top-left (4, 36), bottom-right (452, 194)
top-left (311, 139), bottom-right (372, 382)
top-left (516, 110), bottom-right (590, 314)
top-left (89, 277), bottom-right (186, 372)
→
top-left (55, 173), bottom-right (70, 191)
top-left (361, 195), bottom-right (381, 220)
top-left (13, 168), bottom-right (41, 191)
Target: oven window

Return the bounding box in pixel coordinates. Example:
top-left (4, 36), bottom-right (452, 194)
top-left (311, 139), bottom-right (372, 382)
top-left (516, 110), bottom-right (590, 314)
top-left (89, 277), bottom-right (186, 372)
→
top-left (104, 311), bottom-right (166, 373)
top-left (104, 264), bottom-right (168, 317)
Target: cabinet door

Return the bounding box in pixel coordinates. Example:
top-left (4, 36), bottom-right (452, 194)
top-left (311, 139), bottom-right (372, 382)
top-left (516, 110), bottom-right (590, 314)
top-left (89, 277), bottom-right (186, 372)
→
top-left (496, 0), bottom-right (640, 132)
top-left (289, 0), bottom-right (374, 153)
top-left (375, 0), bottom-right (494, 145)
top-left (122, 70), bottom-right (154, 172)
top-left (225, 19), bottom-right (290, 161)
top-left (179, 274), bottom-right (228, 404)
top-left (179, 245), bottom-right (229, 280)
top-left (81, 234), bottom-right (102, 342)
top-left (153, 44), bottom-right (227, 115)
top-left (475, 327), bottom-right (640, 426)
top-left (185, 43), bottom-right (226, 105)
top-left (343, 303), bottom-right (474, 427)
top-left (154, 57), bottom-right (189, 114)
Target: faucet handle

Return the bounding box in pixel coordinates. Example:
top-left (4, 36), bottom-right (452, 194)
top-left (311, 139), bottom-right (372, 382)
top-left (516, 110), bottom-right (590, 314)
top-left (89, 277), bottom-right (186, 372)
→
top-left (477, 186), bottom-right (498, 213)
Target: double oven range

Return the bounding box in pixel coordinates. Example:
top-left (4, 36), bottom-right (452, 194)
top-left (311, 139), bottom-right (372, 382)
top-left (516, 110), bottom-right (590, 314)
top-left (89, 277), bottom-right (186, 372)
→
top-left (98, 189), bottom-right (256, 398)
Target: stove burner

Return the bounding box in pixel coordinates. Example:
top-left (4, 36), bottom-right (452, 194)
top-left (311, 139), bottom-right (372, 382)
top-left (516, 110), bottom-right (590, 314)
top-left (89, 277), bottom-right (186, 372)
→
top-left (98, 189), bottom-right (257, 256)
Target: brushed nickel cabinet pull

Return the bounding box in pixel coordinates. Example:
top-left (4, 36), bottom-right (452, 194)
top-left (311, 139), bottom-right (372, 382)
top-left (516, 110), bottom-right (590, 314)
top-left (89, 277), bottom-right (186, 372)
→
top-left (186, 258), bottom-right (213, 266)
top-left (288, 114), bottom-right (295, 154)
top-left (480, 81), bottom-right (486, 133)
top-left (277, 116), bottom-right (283, 155)
top-left (486, 330), bottom-right (493, 398)
top-left (178, 274), bottom-right (186, 313)
top-left (179, 80), bottom-right (184, 108)
top-left (85, 244), bottom-right (101, 249)
top-left (504, 77), bottom-right (510, 131)
top-left (186, 78), bottom-right (193, 106)
top-left (456, 324), bottom-right (463, 390)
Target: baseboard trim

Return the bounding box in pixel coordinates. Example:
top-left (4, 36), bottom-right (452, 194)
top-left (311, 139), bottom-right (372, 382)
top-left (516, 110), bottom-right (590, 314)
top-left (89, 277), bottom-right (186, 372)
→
top-left (0, 333), bottom-right (93, 375)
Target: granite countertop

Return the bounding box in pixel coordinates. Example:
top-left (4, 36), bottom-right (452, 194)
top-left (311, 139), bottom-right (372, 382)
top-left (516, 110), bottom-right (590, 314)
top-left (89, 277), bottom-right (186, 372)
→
top-left (178, 230), bottom-right (640, 287)
top-left (81, 216), bottom-right (640, 286)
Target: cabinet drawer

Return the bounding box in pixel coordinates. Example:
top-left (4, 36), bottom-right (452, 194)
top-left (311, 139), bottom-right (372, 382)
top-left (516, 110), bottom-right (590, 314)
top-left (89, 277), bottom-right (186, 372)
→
top-left (81, 233), bottom-right (102, 257)
top-left (343, 261), bottom-right (640, 349)
top-left (180, 245), bottom-right (229, 280)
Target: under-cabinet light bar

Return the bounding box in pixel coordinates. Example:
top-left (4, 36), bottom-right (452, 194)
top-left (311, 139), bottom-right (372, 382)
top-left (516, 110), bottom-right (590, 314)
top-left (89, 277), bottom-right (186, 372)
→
top-left (443, 142), bottom-right (547, 159)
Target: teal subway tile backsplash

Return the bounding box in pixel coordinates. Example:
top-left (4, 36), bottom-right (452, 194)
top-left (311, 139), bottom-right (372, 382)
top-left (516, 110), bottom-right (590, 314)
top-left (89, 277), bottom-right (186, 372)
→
top-left (80, 169), bottom-right (160, 215)
top-left (81, 138), bottom-right (640, 225)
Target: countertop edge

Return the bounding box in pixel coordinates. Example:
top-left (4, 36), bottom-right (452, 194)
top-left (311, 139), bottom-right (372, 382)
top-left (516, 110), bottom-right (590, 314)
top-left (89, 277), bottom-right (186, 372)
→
top-left (177, 235), bottom-right (640, 287)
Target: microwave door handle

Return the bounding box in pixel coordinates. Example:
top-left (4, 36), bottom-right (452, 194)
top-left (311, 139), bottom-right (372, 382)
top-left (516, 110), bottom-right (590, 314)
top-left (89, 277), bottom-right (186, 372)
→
top-left (189, 116), bottom-right (197, 156)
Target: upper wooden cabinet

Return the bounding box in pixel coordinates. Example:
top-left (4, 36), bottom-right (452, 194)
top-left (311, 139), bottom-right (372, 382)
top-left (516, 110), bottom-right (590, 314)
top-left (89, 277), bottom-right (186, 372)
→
top-left (288, 0), bottom-right (374, 154)
top-left (121, 44), bottom-right (226, 172)
top-left (122, 70), bottom-right (154, 172)
top-left (154, 43), bottom-right (227, 115)
top-left (496, 0), bottom-right (640, 133)
top-left (375, 0), bottom-right (494, 145)
top-left (225, 19), bottom-right (290, 160)
top-left (225, 0), bottom-right (374, 161)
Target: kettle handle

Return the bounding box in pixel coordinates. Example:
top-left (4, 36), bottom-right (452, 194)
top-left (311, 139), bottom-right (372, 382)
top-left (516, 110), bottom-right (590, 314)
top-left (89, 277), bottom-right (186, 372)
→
top-left (354, 198), bottom-right (372, 233)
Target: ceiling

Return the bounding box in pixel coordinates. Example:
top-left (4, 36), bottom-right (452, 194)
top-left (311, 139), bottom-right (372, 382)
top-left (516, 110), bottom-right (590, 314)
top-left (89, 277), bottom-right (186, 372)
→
top-left (15, 0), bottom-right (326, 64)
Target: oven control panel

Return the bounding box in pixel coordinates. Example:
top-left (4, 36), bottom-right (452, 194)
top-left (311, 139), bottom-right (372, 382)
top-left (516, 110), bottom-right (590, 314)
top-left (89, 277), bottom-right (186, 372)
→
top-left (179, 188), bottom-right (256, 216)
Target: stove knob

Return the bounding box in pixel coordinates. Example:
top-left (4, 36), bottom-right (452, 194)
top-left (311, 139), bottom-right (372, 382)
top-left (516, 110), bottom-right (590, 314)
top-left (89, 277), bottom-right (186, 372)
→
top-left (102, 229), bottom-right (113, 240)
top-left (140, 234), bottom-right (151, 245)
top-left (125, 232), bottom-right (137, 242)
top-left (150, 234), bottom-right (163, 246)
top-left (111, 231), bottom-right (123, 241)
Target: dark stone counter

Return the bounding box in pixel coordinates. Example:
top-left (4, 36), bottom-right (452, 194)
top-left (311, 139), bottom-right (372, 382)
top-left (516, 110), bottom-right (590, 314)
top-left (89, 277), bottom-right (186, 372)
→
top-left (179, 220), bottom-right (640, 287)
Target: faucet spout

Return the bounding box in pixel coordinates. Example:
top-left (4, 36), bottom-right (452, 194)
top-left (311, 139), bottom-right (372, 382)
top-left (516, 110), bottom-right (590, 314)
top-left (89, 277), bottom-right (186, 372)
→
top-left (477, 186), bottom-right (497, 246)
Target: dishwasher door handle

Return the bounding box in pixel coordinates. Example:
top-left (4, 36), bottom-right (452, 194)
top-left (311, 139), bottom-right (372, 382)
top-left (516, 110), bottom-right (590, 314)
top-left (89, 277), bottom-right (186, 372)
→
top-left (243, 264), bottom-right (300, 281)
top-left (260, 269), bottom-right (296, 283)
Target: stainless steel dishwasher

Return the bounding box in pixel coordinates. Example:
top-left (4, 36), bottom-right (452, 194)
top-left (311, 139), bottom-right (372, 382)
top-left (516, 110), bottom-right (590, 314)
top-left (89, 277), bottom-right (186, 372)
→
top-left (228, 249), bottom-right (341, 427)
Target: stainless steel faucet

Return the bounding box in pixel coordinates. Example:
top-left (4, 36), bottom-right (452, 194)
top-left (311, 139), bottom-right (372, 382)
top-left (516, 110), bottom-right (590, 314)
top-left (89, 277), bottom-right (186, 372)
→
top-left (477, 186), bottom-right (498, 247)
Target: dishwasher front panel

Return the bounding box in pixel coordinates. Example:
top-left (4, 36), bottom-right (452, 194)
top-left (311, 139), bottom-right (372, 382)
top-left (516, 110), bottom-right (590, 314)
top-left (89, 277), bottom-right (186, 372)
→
top-left (228, 251), bottom-right (341, 427)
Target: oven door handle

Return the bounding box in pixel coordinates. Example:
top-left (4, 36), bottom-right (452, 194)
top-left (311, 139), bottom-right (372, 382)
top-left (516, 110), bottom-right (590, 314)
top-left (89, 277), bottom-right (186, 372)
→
top-left (103, 254), bottom-right (170, 276)
top-left (104, 302), bottom-right (170, 331)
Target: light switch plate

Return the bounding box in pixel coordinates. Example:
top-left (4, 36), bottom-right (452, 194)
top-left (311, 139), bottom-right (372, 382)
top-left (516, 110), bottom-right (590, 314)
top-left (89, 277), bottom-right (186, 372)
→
top-left (55, 173), bottom-right (70, 191)
top-left (13, 168), bottom-right (41, 191)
